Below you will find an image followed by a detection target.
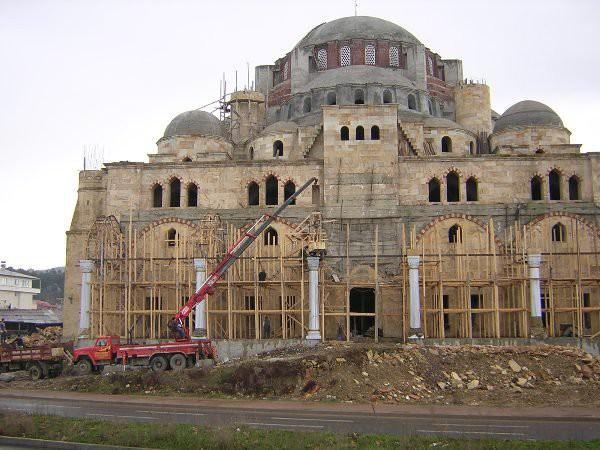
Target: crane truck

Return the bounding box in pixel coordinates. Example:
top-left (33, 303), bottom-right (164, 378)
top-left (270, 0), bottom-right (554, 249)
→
top-left (72, 177), bottom-right (318, 374)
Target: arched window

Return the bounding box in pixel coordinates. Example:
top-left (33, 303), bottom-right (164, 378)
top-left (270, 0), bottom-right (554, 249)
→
top-left (446, 171), bottom-right (459, 202)
top-left (354, 89), bottom-right (364, 105)
top-left (266, 175), bottom-right (278, 205)
top-left (182, 156), bottom-right (192, 162)
top-left (449, 224), bottom-right (462, 244)
top-left (167, 228), bottom-right (177, 247)
top-left (428, 178), bottom-right (441, 202)
top-left (389, 46), bottom-right (399, 67)
top-left (327, 91), bottom-right (337, 105)
top-left (355, 126), bottom-right (365, 140)
top-left (248, 181), bottom-right (259, 206)
top-left (284, 181), bottom-right (296, 204)
top-left (469, 141), bottom-right (475, 155)
top-left (340, 45), bottom-right (351, 66)
top-left (187, 183), bottom-right (198, 207)
top-left (273, 140), bottom-right (283, 158)
top-left (383, 89), bottom-right (393, 104)
top-left (531, 176), bottom-right (542, 201)
top-left (340, 126), bottom-right (349, 141)
top-left (466, 177), bottom-right (478, 201)
top-left (552, 223), bottom-right (566, 242)
top-left (317, 48), bottom-right (327, 71)
top-left (249, 147), bottom-right (254, 160)
top-left (441, 136), bottom-right (452, 153)
top-left (569, 176), bottom-right (580, 200)
top-left (365, 44), bottom-right (376, 65)
top-left (169, 178), bottom-right (181, 207)
top-left (549, 169), bottom-right (561, 200)
top-left (303, 97), bottom-right (311, 113)
top-left (264, 227), bottom-right (278, 246)
top-left (152, 185), bottom-right (163, 208)
top-left (370, 125), bottom-right (380, 140)
top-left (407, 94), bottom-right (416, 110)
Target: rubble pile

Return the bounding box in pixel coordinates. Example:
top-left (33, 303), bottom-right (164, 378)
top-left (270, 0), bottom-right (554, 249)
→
top-left (293, 344), bottom-right (600, 406)
top-left (21, 327), bottom-right (62, 347)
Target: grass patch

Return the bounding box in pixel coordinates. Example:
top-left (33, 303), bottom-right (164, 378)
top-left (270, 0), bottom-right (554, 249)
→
top-left (0, 413), bottom-right (598, 449)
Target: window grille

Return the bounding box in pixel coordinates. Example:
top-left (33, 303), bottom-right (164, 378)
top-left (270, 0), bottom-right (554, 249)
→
top-left (340, 46), bottom-right (351, 66)
top-left (283, 60), bottom-right (289, 79)
top-left (317, 49), bottom-right (327, 70)
top-left (389, 46), bottom-right (399, 67)
top-left (365, 44), bottom-right (376, 65)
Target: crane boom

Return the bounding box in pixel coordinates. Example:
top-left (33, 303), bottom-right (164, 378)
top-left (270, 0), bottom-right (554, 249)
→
top-left (170, 177), bottom-right (317, 336)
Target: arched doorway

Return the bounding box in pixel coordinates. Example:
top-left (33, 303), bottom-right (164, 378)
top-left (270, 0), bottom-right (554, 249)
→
top-left (350, 287), bottom-right (375, 337)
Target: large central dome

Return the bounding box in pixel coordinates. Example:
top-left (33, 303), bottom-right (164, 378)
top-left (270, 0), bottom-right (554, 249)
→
top-left (297, 16), bottom-right (421, 48)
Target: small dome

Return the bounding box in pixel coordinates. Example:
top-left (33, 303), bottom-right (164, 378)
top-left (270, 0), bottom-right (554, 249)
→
top-left (494, 100), bottom-right (564, 133)
top-left (297, 16), bottom-right (421, 48)
top-left (262, 121), bottom-right (298, 134)
top-left (163, 110), bottom-right (224, 139)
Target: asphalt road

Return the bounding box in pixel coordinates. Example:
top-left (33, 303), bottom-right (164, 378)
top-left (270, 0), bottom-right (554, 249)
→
top-left (0, 390), bottom-right (599, 441)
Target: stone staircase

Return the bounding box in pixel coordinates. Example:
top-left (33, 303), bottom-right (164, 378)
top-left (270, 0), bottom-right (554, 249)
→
top-left (398, 124), bottom-right (418, 155)
top-left (299, 125), bottom-right (322, 158)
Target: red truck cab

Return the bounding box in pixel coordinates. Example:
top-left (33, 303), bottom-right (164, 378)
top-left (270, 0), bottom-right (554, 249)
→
top-left (73, 335), bottom-right (215, 374)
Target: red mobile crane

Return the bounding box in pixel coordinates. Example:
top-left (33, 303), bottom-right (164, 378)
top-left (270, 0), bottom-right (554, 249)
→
top-left (72, 177), bottom-right (317, 374)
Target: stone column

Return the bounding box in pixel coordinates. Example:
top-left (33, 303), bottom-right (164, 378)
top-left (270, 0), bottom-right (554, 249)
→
top-left (527, 253), bottom-right (545, 337)
top-left (78, 260), bottom-right (94, 335)
top-left (193, 258), bottom-right (207, 337)
top-left (407, 253), bottom-right (423, 338)
top-left (306, 256), bottom-right (322, 340)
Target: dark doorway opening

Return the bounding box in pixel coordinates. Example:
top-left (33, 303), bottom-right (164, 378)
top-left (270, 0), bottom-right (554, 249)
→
top-left (350, 288), bottom-right (375, 337)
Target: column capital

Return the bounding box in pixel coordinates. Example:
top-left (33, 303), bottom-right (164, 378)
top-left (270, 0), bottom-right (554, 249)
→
top-left (193, 258), bottom-right (207, 271)
top-left (407, 255), bottom-right (420, 269)
top-left (527, 253), bottom-right (542, 268)
top-left (307, 256), bottom-right (320, 271)
top-left (79, 260), bottom-right (94, 273)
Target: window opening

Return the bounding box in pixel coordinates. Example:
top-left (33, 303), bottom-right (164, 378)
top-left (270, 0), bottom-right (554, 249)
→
top-left (340, 126), bottom-right (349, 141)
top-left (265, 175), bottom-right (278, 205)
top-left (441, 136), bottom-right (452, 153)
top-left (284, 181), bottom-right (296, 204)
top-left (531, 176), bottom-right (542, 201)
top-left (389, 46), bottom-right (399, 67)
top-left (549, 169), bottom-right (561, 200)
top-left (187, 183), bottom-right (198, 207)
top-left (383, 89), bottom-right (393, 104)
top-left (407, 94), bottom-right (416, 110)
top-left (365, 44), bottom-right (376, 65)
top-left (167, 228), bottom-right (177, 247)
top-left (317, 48), bottom-right (327, 70)
top-left (448, 224), bottom-right (462, 243)
top-left (466, 177), bottom-right (478, 201)
top-left (340, 45), bottom-right (351, 66)
top-left (273, 140), bottom-right (283, 158)
top-left (551, 223), bottom-right (566, 242)
top-left (569, 176), bottom-right (580, 200)
top-left (248, 182), bottom-right (259, 206)
top-left (370, 125), bottom-right (380, 140)
top-left (264, 227), bottom-right (278, 246)
top-left (354, 89), bottom-right (364, 105)
top-left (446, 171), bottom-right (459, 202)
top-left (152, 185), bottom-right (162, 208)
top-left (428, 178), bottom-right (441, 202)
top-left (355, 126), bottom-right (364, 140)
top-left (169, 178), bottom-right (180, 207)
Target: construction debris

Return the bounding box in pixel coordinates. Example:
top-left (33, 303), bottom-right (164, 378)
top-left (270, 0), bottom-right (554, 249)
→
top-left (9, 343), bottom-right (600, 408)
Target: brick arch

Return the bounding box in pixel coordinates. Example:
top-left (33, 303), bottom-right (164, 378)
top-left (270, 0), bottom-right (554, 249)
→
top-left (424, 173), bottom-right (442, 184)
top-left (546, 166), bottom-right (564, 176)
top-left (150, 180), bottom-right (166, 188)
top-left (416, 213), bottom-right (503, 247)
top-left (166, 174), bottom-right (185, 185)
top-left (139, 217), bottom-right (199, 236)
top-left (261, 173), bottom-right (281, 183)
top-left (464, 173), bottom-right (480, 182)
top-left (525, 212), bottom-right (600, 239)
top-left (442, 166), bottom-right (463, 178)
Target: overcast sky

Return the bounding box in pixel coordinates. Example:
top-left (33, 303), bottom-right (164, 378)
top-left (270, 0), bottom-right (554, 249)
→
top-left (1, 0), bottom-right (598, 269)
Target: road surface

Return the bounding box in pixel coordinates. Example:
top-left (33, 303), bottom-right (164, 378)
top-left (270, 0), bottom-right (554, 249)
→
top-left (0, 390), bottom-right (599, 441)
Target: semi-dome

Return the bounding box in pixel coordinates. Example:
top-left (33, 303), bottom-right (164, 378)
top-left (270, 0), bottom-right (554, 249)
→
top-left (163, 110), bottom-right (224, 139)
top-left (494, 100), bottom-right (564, 133)
top-left (297, 16), bottom-right (421, 48)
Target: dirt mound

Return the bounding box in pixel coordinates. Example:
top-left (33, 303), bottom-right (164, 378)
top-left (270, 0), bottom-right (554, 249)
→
top-left (9, 343), bottom-right (600, 407)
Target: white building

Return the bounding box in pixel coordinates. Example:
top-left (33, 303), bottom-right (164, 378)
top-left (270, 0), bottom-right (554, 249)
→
top-left (0, 262), bottom-right (40, 309)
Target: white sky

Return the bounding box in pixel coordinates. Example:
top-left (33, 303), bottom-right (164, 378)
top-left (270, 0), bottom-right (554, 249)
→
top-left (1, 0), bottom-right (599, 269)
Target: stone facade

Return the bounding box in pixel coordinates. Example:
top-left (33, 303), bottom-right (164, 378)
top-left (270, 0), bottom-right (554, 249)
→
top-left (64, 16), bottom-right (600, 342)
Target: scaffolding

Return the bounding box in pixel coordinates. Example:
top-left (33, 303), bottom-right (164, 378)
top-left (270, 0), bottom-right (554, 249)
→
top-left (85, 212), bottom-right (600, 341)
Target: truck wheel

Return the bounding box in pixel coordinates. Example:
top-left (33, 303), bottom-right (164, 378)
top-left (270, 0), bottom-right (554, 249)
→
top-left (150, 355), bottom-right (167, 372)
top-left (169, 354), bottom-right (186, 371)
top-left (75, 359), bottom-right (93, 375)
top-left (29, 363), bottom-right (44, 381)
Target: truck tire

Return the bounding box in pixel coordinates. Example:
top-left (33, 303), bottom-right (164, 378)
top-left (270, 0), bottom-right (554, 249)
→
top-left (150, 355), bottom-right (168, 372)
top-left (29, 363), bottom-right (44, 381)
top-left (169, 353), bottom-right (186, 371)
top-left (75, 359), bottom-right (93, 375)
